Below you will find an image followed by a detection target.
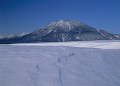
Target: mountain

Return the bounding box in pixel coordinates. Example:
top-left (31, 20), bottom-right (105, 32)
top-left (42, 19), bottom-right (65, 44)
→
top-left (0, 34), bottom-right (18, 39)
top-left (7, 34), bottom-right (18, 38)
top-left (6, 32), bottom-right (29, 38)
top-left (19, 32), bottom-right (30, 37)
top-left (0, 36), bottom-right (5, 39)
top-left (0, 32), bottom-right (29, 39)
top-left (0, 34), bottom-right (17, 39)
top-left (114, 34), bottom-right (120, 39)
top-left (0, 20), bottom-right (119, 44)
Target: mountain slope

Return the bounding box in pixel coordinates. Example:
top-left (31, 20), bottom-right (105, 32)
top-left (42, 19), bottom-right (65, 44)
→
top-left (0, 20), bottom-right (118, 44)
top-left (114, 34), bottom-right (120, 39)
top-left (0, 36), bottom-right (5, 39)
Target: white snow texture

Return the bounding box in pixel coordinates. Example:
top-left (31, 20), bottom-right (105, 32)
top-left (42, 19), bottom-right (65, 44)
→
top-left (0, 40), bottom-right (120, 86)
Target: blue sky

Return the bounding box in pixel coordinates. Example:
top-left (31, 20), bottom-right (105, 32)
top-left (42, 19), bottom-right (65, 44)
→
top-left (0, 0), bottom-right (120, 36)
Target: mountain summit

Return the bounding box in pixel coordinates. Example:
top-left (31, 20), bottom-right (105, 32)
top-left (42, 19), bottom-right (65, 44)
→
top-left (0, 20), bottom-right (119, 44)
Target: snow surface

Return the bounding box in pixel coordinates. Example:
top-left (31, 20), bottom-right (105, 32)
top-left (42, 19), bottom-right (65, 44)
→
top-left (12, 40), bottom-right (120, 49)
top-left (0, 40), bottom-right (120, 86)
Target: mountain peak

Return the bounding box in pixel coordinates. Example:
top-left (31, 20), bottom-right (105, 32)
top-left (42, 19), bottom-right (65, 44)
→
top-left (47, 19), bottom-right (83, 30)
top-left (56, 19), bottom-right (80, 23)
top-left (19, 32), bottom-right (29, 37)
top-left (51, 20), bottom-right (69, 24)
top-left (58, 19), bottom-right (65, 23)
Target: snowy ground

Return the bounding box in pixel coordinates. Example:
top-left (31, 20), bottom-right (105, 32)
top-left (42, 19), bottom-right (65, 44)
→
top-left (0, 40), bottom-right (120, 86)
top-left (12, 40), bottom-right (120, 49)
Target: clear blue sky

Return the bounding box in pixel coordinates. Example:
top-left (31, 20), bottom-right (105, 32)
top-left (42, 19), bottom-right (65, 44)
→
top-left (0, 0), bottom-right (120, 36)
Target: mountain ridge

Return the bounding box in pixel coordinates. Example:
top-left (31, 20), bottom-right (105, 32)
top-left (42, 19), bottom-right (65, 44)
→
top-left (0, 32), bottom-right (29, 39)
top-left (0, 20), bottom-right (119, 44)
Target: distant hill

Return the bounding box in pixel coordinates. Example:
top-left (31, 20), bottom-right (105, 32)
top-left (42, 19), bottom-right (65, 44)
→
top-left (0, 32), bottom-right (29, 39)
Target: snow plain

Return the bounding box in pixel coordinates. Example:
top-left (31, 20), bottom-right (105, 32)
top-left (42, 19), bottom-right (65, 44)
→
top-left (0, 40), bottom-right (120, 86)
top-left (12, 40), bottom-right (120, 49)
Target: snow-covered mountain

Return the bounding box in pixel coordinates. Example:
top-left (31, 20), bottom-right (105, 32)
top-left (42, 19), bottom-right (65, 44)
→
top-left (0, 36), bottom-right (5, 39)
top-left (0, 34), bottom-right (17, 39)
top-left (114, 34), bottom-right (120, 39)
top-left (0, 32), bottom-right (29, 39)
top-left (19, 32), bottom-right (29, 37)
top-left (0, 20), bottom-right (119, 43)
top-left (7, 32), bottom-right (29, 38)
top-left (7, 34), bottom-right (18, 38)
top-left (22, 20), bottom-right (117, 42)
